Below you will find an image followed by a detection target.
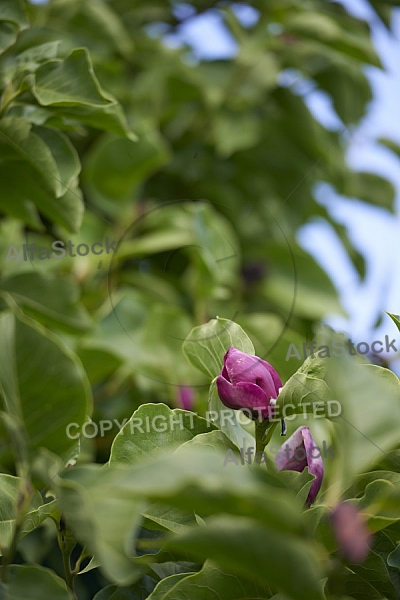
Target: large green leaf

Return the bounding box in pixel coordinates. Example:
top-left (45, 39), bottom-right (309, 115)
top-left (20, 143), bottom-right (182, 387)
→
top-left (276, 356), bottom-right (335, 419)
top-left (55, 445), bottom-right (322, 587)
top-left (60, 445), bottom-right (306, 542)
top-left (93, 578), bottom-right (157, 600)
top-left (285, 11), bottom-right (381, 67)
top-left (0, 161), bottom-right (83, 233)
top-left (51, 102), bottom-right (135, 139)
top-left (20, 498), bottom-right (59, 537)
top-left (355, 479), bottom-right (400, 532)
top-left (81, 0), bottom-right (133, 58)
top-left (56, 466), bottom-right (146, 585)
top-left (262, 243), bottom-right (344, 320)
top-left (30, 48), bottom-right (135, 139)
top-left (0, 117), bottom-right (62, 197)
top-left (0, 565), bottom-right (74, 600)
top-left (147, 560), bottom-right (271, 600)
top-left (0, 474), bottom-right (42, 556)
top-left (110, 403), bottom-right (215, 466)
top-left (340, 171), bottom-right (396, 212)
top-left (166, 515), bottom-right (324, 600)
top-left (339, 551), bottom-right (397, 600)
top-left (0, 118), bottom-right (84, 232)
top-left (32, 126), bottom-right (81, 191)
top-left (0, 309), bottom-right (92, 459)
top-left (325, 351), bottom-right (400, 495)
top-left (0, 272), bottom-right (92, 334)
top-left (14, 41), bottom-right (61, 75)
top-left (142, 502), bottom-right (196, 534)
top-left (84, 132), bottom-right (170, 200)
top-left (0, 0), bottom-right (28, 55)
top-left (33, 48), bottom-right (115, 107)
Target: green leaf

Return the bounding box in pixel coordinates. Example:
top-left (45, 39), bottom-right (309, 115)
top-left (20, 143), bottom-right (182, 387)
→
top-left (20, 499), bottom-right (60, 537)
top-left (142, 503), bottom-right (196, 534)
top-left (165, 515), bottom-right (324, 600)
top-left (32, 126), bottom-right (81, 191)
top-left (84, 132), bottom-right (170, 200)
top-left (325, 351), bottom-right (400, 494)
top-left (0, 21), bottom-right (19, 56)
top-left (110, 403), bottom-right (215, 466)
top-left (180, 429), bottom-right (240, 454)
top-left (345, 470), bottom-right (400, 500)
top-left (343, 171), bottom-right (396, 212)
top-left (93, 578), bottom-right (157, 600)
top-left (388, 543), bottom-right (400, 568)
top-left (56, 447), bottom-right (310, 587)
top-left (0, 309), bottom-right (92, 459)
top-left (0, 0), bottom-right (28, 55)
top-left (0, 161), bottom-right (83, 233)
top-left (147, 560), bottom-right (271, 600)
top-left (53, 101), bottom-right (136, 139)
top-left (14, 41), bottom-right (61, 74)
top-left (57, 466), bottom-right (146, 585)
top-left (33, 48), bottom-right (115, 107)
top-left (379, 137), bottom-right (400, 158)
top-left (0, 272), bottom-right (92, 334)
top-left (0, 474), bottom-right (42, 555)
top-left (183, 317), bottom-right (255, 379)
top-left (110, 303), bottom-right (196, 387)
top-left (342, 551), bottom-right (397, 600)
top-left (280, 469), bottom-right (316, 505)
top-left (286, 11), bottom-right (381, 67)
top-left (116, 230), bottom-right (193, 259)
top-left (354, 479), bottom-right (400, 532)
top-left (315, 62), bottom-right (371, 124)
top-left (386, 312), bottom-right (400, 332)
top-left (0, 117), bottom-right (63, 197)
top-left (213, 112), bottom-right (262, 157)
top-left (0, 118), bottom-right (84, 232)
top-left (276, 356), bottom-right (335, 418)
top-left (146, 574), bottom-right (192, 600)
top-left (262, 241), bottom-right (344, 320)
top-left (0, 565), bottom-right (75, 599)
top-left (0, 0), bottom-right (28, 26)
top-left (81, 1), bottom-right (133, 58)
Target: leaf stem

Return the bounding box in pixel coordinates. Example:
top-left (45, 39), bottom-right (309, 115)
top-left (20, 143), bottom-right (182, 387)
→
top-left (57, 520), bottom-right (77, 599)
top-left (0, 523), bottom-right (20, 583)
top-left (254, 419), bottom-right (271, 455)
top-left (0, 479), bottom-right (33, 583)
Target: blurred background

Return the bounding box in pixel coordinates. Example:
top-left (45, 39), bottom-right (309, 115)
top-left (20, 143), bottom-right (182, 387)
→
top-left (26, 0), bottom-right (400, 364)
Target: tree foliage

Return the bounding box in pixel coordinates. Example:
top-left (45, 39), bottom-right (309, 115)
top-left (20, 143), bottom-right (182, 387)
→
top-left (1, 1), bottom-right (400, 599)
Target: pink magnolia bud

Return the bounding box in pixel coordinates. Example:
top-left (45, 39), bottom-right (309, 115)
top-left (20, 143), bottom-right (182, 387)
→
top-left (275, 426), bottom-right (324, 506)
top-left (331, 502), bottom-right (372, 563)
top-left (177, 386), bottom-right (194, 411)
top-left (216, 347), bottom-right (282, 419)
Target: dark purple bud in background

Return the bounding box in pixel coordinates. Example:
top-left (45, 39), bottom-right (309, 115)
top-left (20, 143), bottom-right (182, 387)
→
top-left (241, 261), bottom-right (266, 286)
top-left (177, 385), bottom-right (194, 411)
top-left (275, 426), bottom-right (324, 506)
top-left (331, 502), bottom-right (372, 563)
top-left (216, 346), bottom-right (282, 419)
